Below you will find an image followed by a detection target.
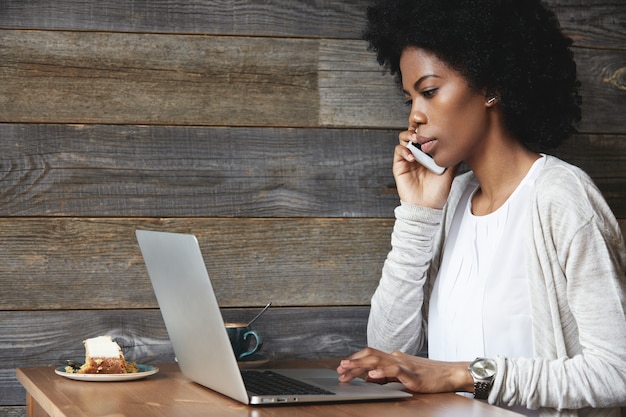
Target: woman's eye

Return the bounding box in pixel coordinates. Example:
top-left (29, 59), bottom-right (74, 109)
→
top-left (404, 99), bottom-right (413, 107)
top-left (421, 88), bottom-right (437, 99)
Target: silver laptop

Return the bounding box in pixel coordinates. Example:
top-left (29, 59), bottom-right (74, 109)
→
top-left (136, 229), bottom-right (412, 405)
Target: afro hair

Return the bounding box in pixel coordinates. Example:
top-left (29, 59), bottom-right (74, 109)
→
top-left (364, 0), bottom-right (582, 150)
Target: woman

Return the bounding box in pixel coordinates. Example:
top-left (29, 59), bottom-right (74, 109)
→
top-left (336, 1), bottom-right (626, 416)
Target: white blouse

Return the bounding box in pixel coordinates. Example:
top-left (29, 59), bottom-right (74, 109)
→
top-left (428, 157), bottom-right (546, 415)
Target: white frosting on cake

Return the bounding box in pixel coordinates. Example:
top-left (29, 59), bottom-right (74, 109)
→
top-left (84, 335), bottom-right (123, 358)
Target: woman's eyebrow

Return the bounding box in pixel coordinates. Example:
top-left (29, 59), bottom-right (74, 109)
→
top-left (403, 74), bottom-right (441, 95)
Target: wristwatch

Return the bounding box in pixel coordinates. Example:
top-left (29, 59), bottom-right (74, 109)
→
top-left (468, 357), bottom-right (497, 400)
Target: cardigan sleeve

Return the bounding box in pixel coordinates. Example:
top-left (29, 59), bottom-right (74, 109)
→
top-left (366, 201), bottom-right (443, 355)
top-left (489, 158), bottom-right (626, 414)
top-left (367, 172), bottom-right (473, 355)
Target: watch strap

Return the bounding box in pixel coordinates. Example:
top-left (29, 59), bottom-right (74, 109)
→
top-left (473, 381), bottom-right (492, 400)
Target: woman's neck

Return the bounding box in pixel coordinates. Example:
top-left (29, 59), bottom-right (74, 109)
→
top-left (468, 137), bottom-right (541, 216)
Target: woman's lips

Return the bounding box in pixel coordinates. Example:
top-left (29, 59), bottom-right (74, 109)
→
top-left (418, 138), bottom-right (436, 154)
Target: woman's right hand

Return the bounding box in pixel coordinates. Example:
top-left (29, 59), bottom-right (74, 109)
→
top-left (337, 347), bottom-right (473, 394)
top-left (395, 130), bottom-right (458, 209)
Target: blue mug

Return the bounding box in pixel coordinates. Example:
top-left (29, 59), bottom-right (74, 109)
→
top-left (225, 322), bottom-right (262, 360)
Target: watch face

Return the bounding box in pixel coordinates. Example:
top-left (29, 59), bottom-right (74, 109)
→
top-left (472, 359), bottom-right (497, 378)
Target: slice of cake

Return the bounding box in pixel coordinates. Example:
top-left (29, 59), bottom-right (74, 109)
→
top-left (78, 335), bottom-right (128, 374)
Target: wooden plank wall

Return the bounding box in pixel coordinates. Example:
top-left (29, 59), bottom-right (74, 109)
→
top-left (0, 1), bottom-right (624, 415)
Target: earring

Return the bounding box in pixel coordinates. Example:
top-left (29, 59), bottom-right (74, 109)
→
top-left (486, 96), bottom-right (498, 105)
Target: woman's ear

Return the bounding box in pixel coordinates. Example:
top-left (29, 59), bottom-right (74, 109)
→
top-left (484, 87), bottom-right (500, 107)
top-left (486, 96), bottom-right (499, 106)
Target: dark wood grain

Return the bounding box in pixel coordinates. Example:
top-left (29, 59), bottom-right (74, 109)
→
top-left (0, 307), bottom-right (369, 405)
top-left (0, 217), bottom-right (393, 310)
top-left (0, 31), bottom-right (319, 126)
top-left (0, 408), bottom-right (23, 417)
top-left (0, 124), bottom-right (399, 217)
top-left (0, 0), bottom-right (623, 50)
top-left (575, 48), bottom-right (626, 134)
top-left (549, 0), bottom-right (626, 49)
top-left (0, 124), bottom-right (623, 218)
top-left (2, 31), bottom-right (624, 132)
top-left (0, 0), bottom-right (369, 39)
top-left (0, 31), bottom-right (406, 128)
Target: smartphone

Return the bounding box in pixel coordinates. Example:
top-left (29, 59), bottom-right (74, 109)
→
top-left (407, 142), bottom-right (446, 175)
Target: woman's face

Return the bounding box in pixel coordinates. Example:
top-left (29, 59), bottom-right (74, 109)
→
top-left (400, 46), bottom-right (491, 169)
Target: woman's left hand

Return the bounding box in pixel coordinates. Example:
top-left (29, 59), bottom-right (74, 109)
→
top-left (336, 347), bottom-right (474, 394)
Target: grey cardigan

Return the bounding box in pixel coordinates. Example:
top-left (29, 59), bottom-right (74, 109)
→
top-left (367, 155), bottom-right (626, 417)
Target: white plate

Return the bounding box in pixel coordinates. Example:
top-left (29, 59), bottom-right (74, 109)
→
top-left (55, 364), bottom-right (159, 382)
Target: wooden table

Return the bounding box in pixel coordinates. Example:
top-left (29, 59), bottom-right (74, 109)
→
top-left (17, 360), bottom-right (523, 417)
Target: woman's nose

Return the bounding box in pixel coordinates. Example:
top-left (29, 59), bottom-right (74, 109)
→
top-left (409, 105), bottom-right (426, 131)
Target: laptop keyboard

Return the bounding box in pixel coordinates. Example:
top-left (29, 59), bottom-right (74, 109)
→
top-left (241, 370), bottom-right (336, 396)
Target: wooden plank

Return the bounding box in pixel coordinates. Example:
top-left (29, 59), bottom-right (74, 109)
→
top-left (0, 407), bottom-right (25, 417)
top-left (0, 124), bottom-right (400, 217)
top-left (0, 31), bottom-right (321, 126)
top-left (0, 0), bottom-right (623, 50)
top-left (0, 0), bottom-right (369, 39)
top-left (549, 0), bottom-right (626, 49)
top-left (2, 31), bottom-right (624, 132)
top-left (318, 39), bottom-right (406, 128)
top-left (0, 124), bottom-right (624, 218)
top-left (0, 307), bottom-right (369, 406)
top-left (0, 217), bottom-right (392, 310)
top-left (553, 134), bottom-right (626, 177)
top-left (0, 30), bottom-right (404, 128)
top-left (575, 48), bottom-right (626, 134)
top-left (2, 215), bottom-right (620, 312)
top-left (0, 216), bottom-right (622, 312)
